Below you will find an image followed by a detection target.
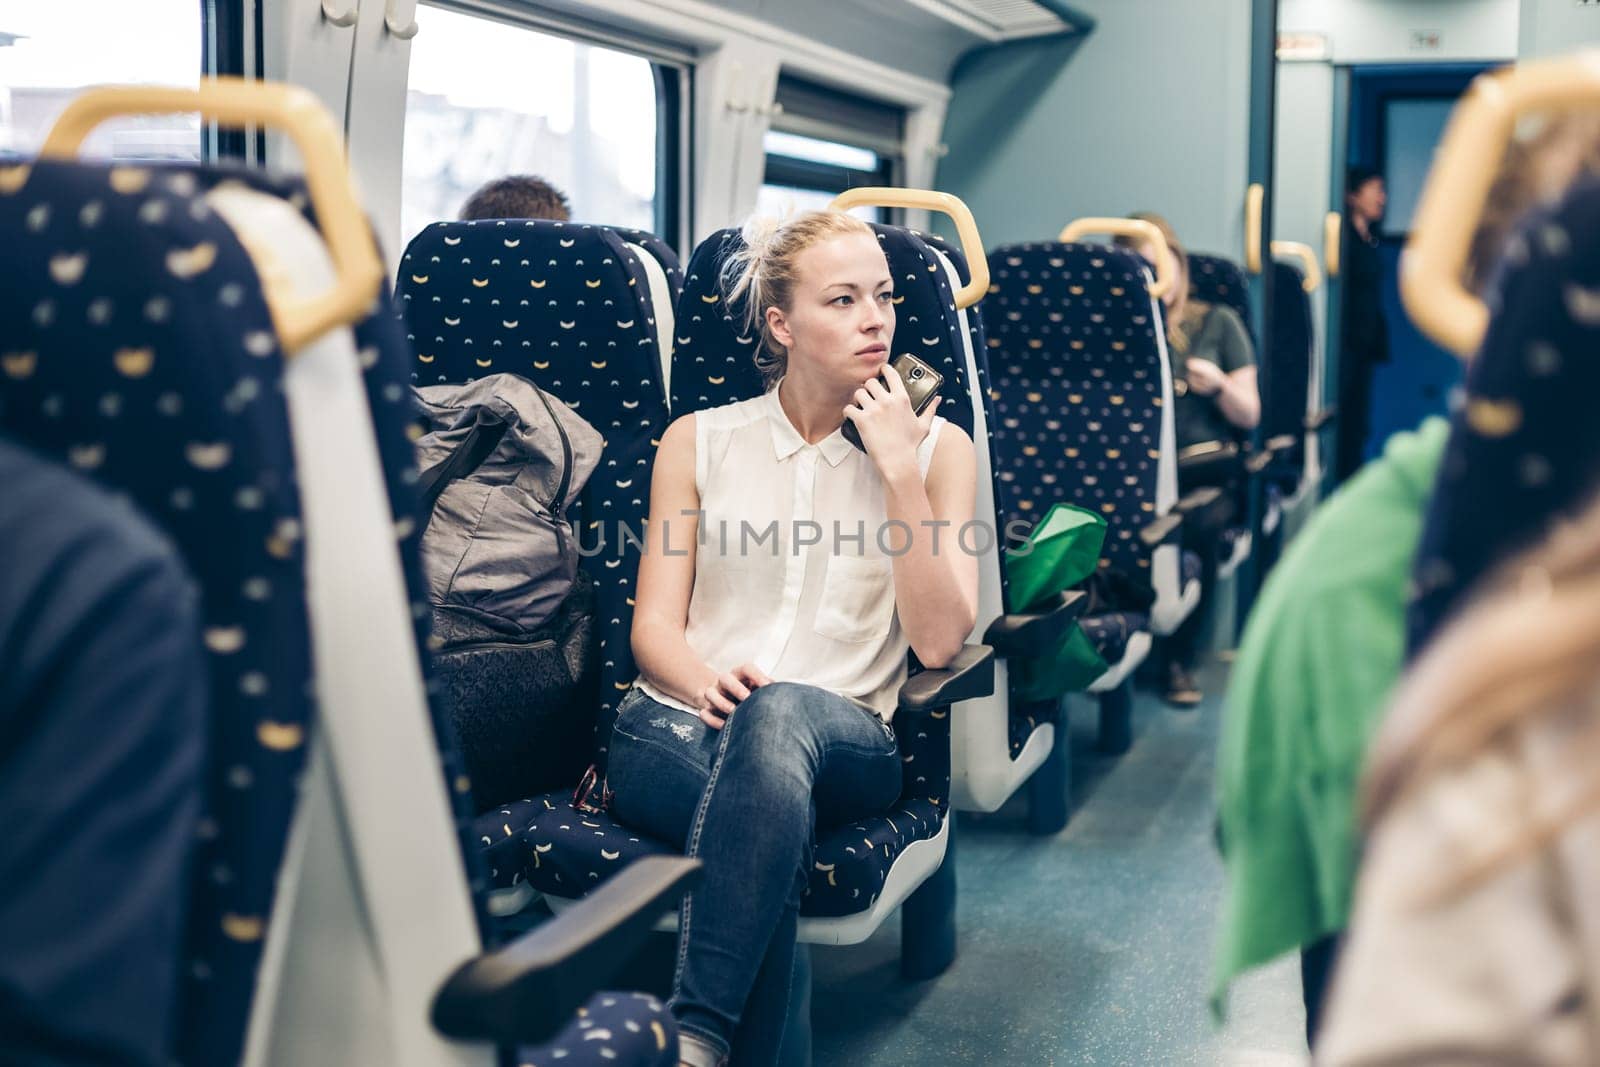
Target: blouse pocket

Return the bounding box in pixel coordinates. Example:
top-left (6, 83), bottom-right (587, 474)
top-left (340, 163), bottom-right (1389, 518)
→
top-left (814, 555), bottom-right (896, 644)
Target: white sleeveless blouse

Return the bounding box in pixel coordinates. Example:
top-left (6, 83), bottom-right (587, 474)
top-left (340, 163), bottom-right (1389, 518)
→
top-left (636, 382), bottom-right (944, 724)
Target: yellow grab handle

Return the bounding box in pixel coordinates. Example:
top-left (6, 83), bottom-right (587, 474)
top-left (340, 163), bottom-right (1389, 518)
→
top-left (1271, 241), bottom-right (1322, 293)
top-left (41, 78), bottom-right (383, 355)
top-left (1323, 212), bottom-right (1342, 279)
top-left (1405, 51), bottom-right (1600, 358)
top-left (1244, 184), bottom-right (1264, 274)
top-left (1057, 217), bottom-right (1176, 300)
top-left (828, 187), bottom-right (991, 309)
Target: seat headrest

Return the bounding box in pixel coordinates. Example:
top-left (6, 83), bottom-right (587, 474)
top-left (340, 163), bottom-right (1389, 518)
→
top-left (987, 242), bottom-right (1166, 369)
top-left (396, 220), bottom-right (668, 398)
top-left (1187, 252), bottom-right (1257, 352)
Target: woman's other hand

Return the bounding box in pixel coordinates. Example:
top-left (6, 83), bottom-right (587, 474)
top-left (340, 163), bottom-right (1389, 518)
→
top-left (842, 363), bottom-right (939, 479)
top-left (1185, 357), bottom-right (1227, 397)
top-left (697, 662), bottom-right (774, 730)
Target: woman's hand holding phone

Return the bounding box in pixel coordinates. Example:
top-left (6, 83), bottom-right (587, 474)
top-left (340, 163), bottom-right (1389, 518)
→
top-left (843, 364), bottom-right (940, 480)
top-left (697, 662), bottom-right (774, 730)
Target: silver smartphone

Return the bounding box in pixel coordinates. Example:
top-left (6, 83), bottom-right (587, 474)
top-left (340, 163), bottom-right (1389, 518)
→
top-left (843, 353), bottom-right (945, 452)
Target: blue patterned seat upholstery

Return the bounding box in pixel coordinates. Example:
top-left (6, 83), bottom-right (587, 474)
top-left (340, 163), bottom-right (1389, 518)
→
top-left (516, 992), bottom-right (677, 1067)
top-left (0, 159), bottom-right (313, 1067)
top-left (1409, 179), bottom-right (1600, 656)
top-left (397, 220), bottom-right (670, 765)
top-left (1188, 252), bottom-right (1256, 350)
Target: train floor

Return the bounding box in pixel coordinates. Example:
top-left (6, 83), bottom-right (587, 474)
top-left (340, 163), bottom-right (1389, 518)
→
top-left (809, 655), bottom-right (1309, 1066)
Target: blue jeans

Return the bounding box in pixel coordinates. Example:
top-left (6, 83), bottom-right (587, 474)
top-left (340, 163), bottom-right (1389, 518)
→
top-left (605, 682), bottom-right (902, 1065)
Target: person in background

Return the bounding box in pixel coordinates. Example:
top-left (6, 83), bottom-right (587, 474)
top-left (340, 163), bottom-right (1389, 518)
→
top-left (1217, 112), bottom-right (1600, 1053)
top-left (1212, 415), bottom-right (1449, 1043)
top-left (1336, 166), bottom-right (1389, 482)
top-left (458, 175), bottom-right (572, 222)
top-left (1317, 492), bottom-right (1600, 1064)
top-left (1119, 212), bottom-right (1259, 708)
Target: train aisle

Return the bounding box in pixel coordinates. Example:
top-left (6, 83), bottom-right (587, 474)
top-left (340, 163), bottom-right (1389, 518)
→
top-left (813, 659), bottom-right (1306, 1066)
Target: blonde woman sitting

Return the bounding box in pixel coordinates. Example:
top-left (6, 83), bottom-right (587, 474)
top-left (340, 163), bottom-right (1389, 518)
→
top-left (607, 211), bottom-right (978, 1067)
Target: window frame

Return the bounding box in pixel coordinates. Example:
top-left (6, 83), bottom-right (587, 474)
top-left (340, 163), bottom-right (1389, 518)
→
top-left (200, 0), bottom-right (261, 161)
top-left (407, 0), bottom-right (692, 250)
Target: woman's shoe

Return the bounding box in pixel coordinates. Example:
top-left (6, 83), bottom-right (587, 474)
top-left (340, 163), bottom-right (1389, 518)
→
top-left (1165, 663), bottom-right (1203, 708)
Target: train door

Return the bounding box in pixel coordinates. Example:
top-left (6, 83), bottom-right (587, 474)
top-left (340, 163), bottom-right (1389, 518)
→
top-left (1345, 64), bottom-right (1492, 468)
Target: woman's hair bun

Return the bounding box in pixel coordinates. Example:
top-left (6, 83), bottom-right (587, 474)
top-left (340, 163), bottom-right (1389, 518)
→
top-left (740, 213), bottom-right (784, 255)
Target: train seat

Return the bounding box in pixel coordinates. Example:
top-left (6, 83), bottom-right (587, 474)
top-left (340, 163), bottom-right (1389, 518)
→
top-left (397, 219), bottom-right (671, 759)
top-left (238, 184), bottom-right (690, 1067)
top-left (671, 217), bottom-right (1078, 825)
top-left (985, 242), bottom-right (1200, 704)
top-left (1264, 258), bottom-right (1320, 515)
top-left (0, 157), bottom-right (316, 1067)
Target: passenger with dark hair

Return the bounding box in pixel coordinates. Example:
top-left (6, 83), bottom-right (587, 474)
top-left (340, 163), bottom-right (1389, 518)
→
top-left (458, 174), bottom-right (572, 222)
top-left (1337, 166), bottom-right (1389, 481)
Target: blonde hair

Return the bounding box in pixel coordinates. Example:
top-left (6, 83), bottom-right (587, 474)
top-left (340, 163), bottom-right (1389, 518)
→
top-left (722, 210), bottom-right (878, 389)
top-left (1364, 494), bottom-right (1600, 899)
top-left (1467, 112), bottom-right (1600, 292)
top-left (1115, 211), bottom-right (1193, 354)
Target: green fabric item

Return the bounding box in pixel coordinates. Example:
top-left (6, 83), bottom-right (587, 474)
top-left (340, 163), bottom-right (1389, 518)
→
top-left (1004, 503), bottom-right (1106, 611)
top-left (1012, 623), bottom-right (1108, 701)
top-left (1004, 503), bottom-right (1110, 700)
top-left (1211, 417), bottom-right (1450, 1018)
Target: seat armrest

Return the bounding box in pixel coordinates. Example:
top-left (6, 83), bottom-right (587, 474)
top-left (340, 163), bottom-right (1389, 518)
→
top-left (982, 591), bottom-right (1088, 659)
top-left (432, 856), bottom-right (702, 1046)
top-left (897, 644), bottom-right (995, 713)
top-left (1177, 440), bottom-right (1243, 480)
top-left (1175, 486), bottom-right (1223, 514)
top-left (1139, 511), bottom-right (1183, 548)
top-left (1305, 407), bottom-right (1337, 432)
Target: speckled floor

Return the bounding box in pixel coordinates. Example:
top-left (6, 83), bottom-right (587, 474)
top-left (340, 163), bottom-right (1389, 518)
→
top-left (808, 658), bottom-right (1309, 1066)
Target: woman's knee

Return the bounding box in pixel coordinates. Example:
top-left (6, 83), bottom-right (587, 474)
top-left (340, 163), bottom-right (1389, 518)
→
top-left (728, 683), bottom-right (815, 743)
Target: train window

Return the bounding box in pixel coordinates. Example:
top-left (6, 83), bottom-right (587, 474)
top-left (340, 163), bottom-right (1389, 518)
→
top-left (0, 0), bottom-right (206, 160)
top-left (401, 5), bottom-right (666, 247)
top-left (759, 75), bottom-right (902, 222)
top-left (757, 132), bottom-right (888, 221)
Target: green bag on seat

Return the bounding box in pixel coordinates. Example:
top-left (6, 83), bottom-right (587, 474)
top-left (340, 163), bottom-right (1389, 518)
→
top-left (1005, 503), bottom-right (1108, 612)
top-left (1004, 503), bottom-right (1111, 700)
